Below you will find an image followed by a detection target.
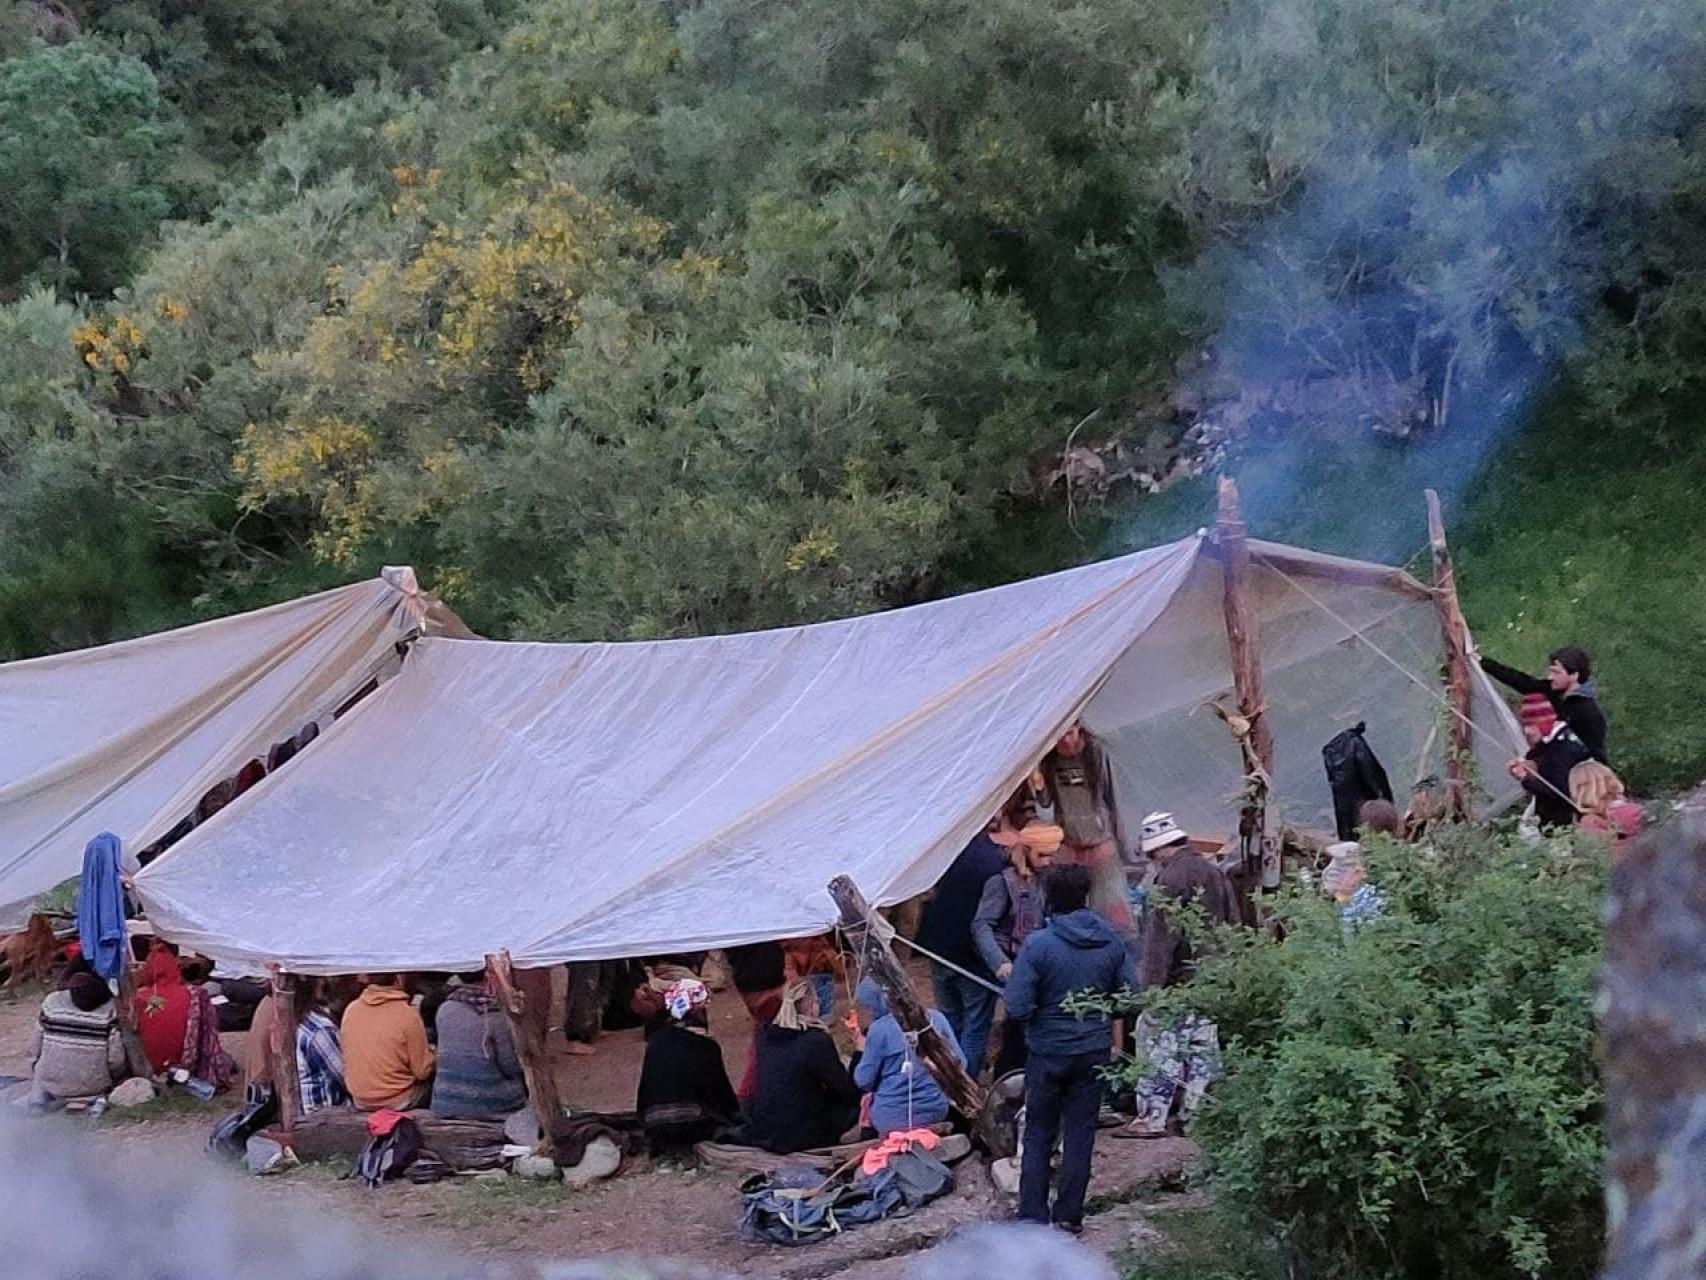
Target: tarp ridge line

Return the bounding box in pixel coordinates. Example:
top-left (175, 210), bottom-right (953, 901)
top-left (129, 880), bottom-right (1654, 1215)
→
top-left (515, 542), bottom-right (1197, 957)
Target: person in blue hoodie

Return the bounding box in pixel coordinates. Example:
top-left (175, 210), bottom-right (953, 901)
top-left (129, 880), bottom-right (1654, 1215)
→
top-left (1002, 864), bottom-right (1137, 1234)
top-left (851, 976), bottom-right (963, 1135)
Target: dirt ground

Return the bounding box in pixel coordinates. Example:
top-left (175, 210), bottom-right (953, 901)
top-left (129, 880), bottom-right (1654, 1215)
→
top-left (0, 978), bottom-right (1198, 1278)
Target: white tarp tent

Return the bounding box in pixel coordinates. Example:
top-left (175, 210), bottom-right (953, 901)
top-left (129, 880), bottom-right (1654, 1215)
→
top-left (0, 568), bottom-right (469, 927)
top-left (134, 534), bottom-right (1523, 974)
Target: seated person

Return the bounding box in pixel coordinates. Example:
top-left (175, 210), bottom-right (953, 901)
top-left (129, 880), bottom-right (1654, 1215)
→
top-left (430, 970), bottom-right (525, 1120)
top-left (1358, 799), bottom-right (1403, 838)
top-left (1571, 760), bottom-right (1644, 851)
top-left (1321, 842), bottom-right (1385, 929)
top-left (341, 973), bottom-right (436, 1110)
top-left (26, 971), bottom-right (126, 1108)
top-left (134, 941), bottom-right (231, 1090)
top-left (295, 978), bottom-right (350, 1114)
top-left (1509, 695), bottom-right (1591, 832)
top-left (851, 977), bottom-right (962, 1136)
top-left (636, 978), bottom-right (740, 1155)
top-left (411, 973), bottom-right (457, 1046)
top-left (783, 935), bottom-right (844, 1023)
top-left (731, 979), bottom-right (860, 1154)
top-left (243, 989), bottom-right (279, 1094)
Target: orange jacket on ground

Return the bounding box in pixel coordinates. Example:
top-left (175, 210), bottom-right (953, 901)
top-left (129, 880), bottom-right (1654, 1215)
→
top-left (340, 986), bottom-right (435, 1108)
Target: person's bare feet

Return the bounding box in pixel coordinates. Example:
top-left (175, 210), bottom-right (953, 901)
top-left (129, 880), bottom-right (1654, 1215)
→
top-left (564, 1040), bottom-right (595, 1056)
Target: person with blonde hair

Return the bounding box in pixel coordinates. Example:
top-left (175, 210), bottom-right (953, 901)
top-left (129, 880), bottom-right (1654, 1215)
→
top-left (1571, 760), bottom-right (1643, 849)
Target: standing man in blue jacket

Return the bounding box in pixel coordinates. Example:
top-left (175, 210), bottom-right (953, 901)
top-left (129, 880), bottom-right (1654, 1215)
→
top-left (1002, 863), bottom-right (1137, 1234)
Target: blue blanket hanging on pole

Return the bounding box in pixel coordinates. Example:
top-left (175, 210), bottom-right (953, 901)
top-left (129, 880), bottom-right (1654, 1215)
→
top-left (76, 832), bottom-right (127, 981)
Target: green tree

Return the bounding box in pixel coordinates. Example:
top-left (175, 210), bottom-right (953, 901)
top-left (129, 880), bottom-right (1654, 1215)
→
top-left (0, 39), bottom-right (183, 295)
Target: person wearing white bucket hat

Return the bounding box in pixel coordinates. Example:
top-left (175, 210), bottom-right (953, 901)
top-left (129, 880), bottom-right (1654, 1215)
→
top-left (1138, 811), bottom-right (1190, 857)
top-left (1122, 810), bottom-right (1241, 1140)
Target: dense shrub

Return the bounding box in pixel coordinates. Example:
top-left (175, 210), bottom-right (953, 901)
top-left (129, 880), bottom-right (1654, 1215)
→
top-left (1109, 827), bottom-right (1605, 1280)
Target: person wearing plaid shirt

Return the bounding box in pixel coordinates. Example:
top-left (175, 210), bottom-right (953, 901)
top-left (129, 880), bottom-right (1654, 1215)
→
top-left (295, 1007), bottom-right (349, 1112)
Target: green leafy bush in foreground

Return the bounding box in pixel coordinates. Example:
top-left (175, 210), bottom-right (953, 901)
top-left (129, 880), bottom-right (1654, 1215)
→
top-left (1112, 827), bottom-right (1606, 1280)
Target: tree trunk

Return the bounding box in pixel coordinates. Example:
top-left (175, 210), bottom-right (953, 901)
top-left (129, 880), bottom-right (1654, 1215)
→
top-left (1214, 476), bottom-right (1279, 890)
top-left (1425, 490), bottom-right (1474, 821)
top-left (488, 950), bottom-right (567, 1162)
top-left (827, 875), bottom-right (985, 1118)
top-left (287, 1110), bottom-right (508, 1169)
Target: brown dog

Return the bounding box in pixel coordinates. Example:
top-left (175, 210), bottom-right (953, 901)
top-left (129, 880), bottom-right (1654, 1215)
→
top-left (1, 914), bottom-right (61, 996)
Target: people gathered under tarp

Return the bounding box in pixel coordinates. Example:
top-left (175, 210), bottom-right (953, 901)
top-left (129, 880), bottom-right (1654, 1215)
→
top-left (851, 976), bottom-right (962, 1136)
top-left (25, 967), bottom-right (127, 1109)
top-left (341, 972), bottom-right (435, 1110)
top-left (430, 970), bottom-right (525, 1120)
top-left (916, 827), bottom-right (1007, 1079)
top-left (636, 977), bottom-right (739, 1156)
top-left (134, 941), bottom-right (231, 1090)
top-left (729, 978), bottom-right (860, 1154)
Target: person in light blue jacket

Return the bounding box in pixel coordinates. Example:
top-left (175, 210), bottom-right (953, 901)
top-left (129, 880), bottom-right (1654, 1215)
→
top-left (851, 976), bottom-right (963, 1135)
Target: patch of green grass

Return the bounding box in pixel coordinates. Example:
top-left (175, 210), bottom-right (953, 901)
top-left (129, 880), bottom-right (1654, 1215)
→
top-left (1119, 1206), bottom-right (1284, 1280)
top-left (397, 1171), bottom-right (574, 1230)
top-left (291, 1155), bottom-right (356, 1182)
top-left (1453, 400), bottom-right (1706, 793)
top-left (94, 1089), bottom-right (214, 1126)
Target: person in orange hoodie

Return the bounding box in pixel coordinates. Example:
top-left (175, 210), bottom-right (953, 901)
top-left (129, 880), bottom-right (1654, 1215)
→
top-left (340, 973), bottom-right (436, 1110)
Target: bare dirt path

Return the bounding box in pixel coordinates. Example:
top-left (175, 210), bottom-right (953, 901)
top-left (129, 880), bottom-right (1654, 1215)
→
top-left (0, 982), bottom-right (1197, 1277)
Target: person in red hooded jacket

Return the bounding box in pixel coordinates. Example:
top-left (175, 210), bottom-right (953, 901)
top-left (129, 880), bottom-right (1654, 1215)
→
top-left (134, 942), bottom-right (230, 1088)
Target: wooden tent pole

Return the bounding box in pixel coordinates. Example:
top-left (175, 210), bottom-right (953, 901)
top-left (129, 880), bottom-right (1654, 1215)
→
top-left (268, 966), bottom-right (303, 1146)
top-left (1425, 489), bottom-right (1474, 821)
top-left (114, 949), bottom-right (150, 1080)
top-left (488, 950), bottom-right (566, 1162)
top-left (1215, 476), bottom-right (1280, 890)
top-left (827, 875), bottom-right (985, 1118)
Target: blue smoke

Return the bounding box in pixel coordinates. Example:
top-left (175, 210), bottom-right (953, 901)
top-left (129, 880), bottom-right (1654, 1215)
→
top-left (1166, 0), bottom-right (1706, 558)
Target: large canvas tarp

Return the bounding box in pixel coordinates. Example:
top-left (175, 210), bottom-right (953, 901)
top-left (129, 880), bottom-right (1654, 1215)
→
top-left (135, 535), bottom-right (1523, 973)
top-left (0, 568), bottom-right (468, 927)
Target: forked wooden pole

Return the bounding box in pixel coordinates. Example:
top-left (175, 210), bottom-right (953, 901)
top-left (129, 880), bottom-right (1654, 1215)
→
top-left (1214, 476), bottom-right (1280, 890)
top-left (1425, 489), bottom-right (1474, 821)
top-left (827, 875), bottom-right (985, 1117)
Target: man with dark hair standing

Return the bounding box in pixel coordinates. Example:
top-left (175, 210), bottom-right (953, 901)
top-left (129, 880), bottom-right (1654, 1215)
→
top-left (1002, 863), bottom-right (1135, 1235)
top-left (1479, 645), bottom-right (1608, 763)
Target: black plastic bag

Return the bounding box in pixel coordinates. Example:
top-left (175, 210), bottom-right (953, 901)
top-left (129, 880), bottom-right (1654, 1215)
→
top-left (207, 1084), bottom-right (279, 1160)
